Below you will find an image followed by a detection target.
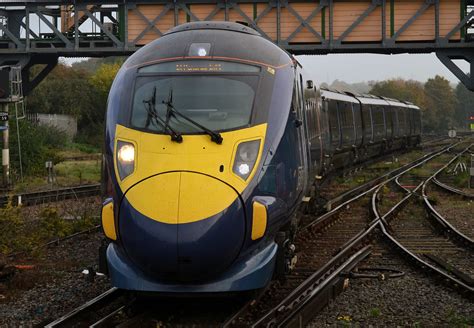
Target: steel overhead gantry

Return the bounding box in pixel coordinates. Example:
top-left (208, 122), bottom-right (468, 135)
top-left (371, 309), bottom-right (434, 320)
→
top-left (1, 0), bottom-right (474, 93)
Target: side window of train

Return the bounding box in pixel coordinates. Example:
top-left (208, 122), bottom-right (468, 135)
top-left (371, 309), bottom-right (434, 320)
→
top-left (353, 103), bottom-right (362, 138)
top-left (362, 105), bottom-right (371, 140)
top-left (328, 100), bottom-right (339, 144)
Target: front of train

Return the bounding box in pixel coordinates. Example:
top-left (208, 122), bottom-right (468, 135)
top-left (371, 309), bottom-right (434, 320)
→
top-left (101, 22), bottom-right (297, 292)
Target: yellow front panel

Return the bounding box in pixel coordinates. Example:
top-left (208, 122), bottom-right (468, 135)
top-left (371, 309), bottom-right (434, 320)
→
top-left (124, 173), bottom-right (180, 224)
top-left (115, 123), bottom-right (267, 224)
top-left (178, 172), bottom-right (238, 223)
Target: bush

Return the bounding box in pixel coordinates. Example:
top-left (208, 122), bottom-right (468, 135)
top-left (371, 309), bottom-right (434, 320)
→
top-left (0, 201), bottom-right (37, 254)
top-left (9, 120), bottom-right (68, 178)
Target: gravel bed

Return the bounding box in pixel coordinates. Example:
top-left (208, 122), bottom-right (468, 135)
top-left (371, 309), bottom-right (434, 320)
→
top-left (429, 186), bottom-right (474, 240)
top-left (0, 230), bottom-right (111, 327)
top-left (320, 147), bottom-right (438, 201)
top-left (307, 239), bottom-right (473, 327)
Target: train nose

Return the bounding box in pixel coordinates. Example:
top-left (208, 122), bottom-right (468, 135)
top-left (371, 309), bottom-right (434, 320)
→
top-left (119, 172), bottom-right (245, 281)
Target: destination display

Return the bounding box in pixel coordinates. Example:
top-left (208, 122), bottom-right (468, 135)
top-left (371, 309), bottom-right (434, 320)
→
top-left (138, 60), bottom-right (261, 74)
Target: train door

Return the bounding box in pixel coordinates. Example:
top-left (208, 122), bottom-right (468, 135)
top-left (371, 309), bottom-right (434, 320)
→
top-left (315, 96), bottom-right (324, 176)
top-left (299, 74), bottom-right (311, 179)
top-left (328, 99), bottom-right (341, 151)
top-left (291, 73), bottom-right (309, 197)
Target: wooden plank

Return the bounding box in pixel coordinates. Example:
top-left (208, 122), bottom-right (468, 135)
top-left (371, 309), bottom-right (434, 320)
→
top-left (332, 1), bottom-right (385, 42)
top-left (440, 0), bottom-right (461, 40)
top-left (394, 0), bottom-right (461, 41)
top-left (256, 3), bottom-right (277, 40)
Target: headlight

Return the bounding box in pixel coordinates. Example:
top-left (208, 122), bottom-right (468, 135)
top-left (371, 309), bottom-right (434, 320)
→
top-left (116, 141), bottom-right (135, 180)
top-left (233, 140), bottom-right (260, 180)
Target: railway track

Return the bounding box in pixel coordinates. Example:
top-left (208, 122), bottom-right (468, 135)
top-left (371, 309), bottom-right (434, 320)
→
top-left (373, 143), bottom-right (474, 295)
top-left (44, 140), bottom-right (471, 327)
top-left (0, 184), bottom-right (101, 207)
top-left (223, 142), bottom-right (465, 327)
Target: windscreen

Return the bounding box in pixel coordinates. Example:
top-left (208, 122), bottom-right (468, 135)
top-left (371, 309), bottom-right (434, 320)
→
top-left (131, 61), bottom-right (260, 134)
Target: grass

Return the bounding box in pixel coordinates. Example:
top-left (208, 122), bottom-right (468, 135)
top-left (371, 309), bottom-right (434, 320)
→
top-left (12, 142), bottom-right (101, 192)
top-left (55, 160), bottom-right (101, 185)
top-left (57, 143), bottom-right (101, 160)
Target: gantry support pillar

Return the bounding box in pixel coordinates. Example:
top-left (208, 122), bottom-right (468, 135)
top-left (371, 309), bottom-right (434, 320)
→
top-left (437, 50), bottom-right (474, 91)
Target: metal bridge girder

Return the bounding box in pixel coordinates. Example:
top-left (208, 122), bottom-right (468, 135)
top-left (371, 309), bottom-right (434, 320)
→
top-left (437, 50), bottom-right (474, 91)
top-left (0, 0), bottom-right (473, 92)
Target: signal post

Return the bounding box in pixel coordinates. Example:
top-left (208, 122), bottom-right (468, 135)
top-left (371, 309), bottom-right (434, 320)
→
top-left (0, 68), bottom-right (10, 188)
top-left (0, 66), bottom-right (24, 189)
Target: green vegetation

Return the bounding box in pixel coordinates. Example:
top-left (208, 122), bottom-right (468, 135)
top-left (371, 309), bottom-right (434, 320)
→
top-left (0, 204), bottom-right (100, 255)
top-left (38, 207), bottom-right (99, 239)
top-left (0, 202), bottom-right (36, 254)
top-left (55, 160), bottom-right (101, 185)
top-left (446, 308), bottom-right (474, 327)
top-left (369, 307), bottom-right (381, 318)
top-left (9, 120), bottom-right (67, 177)
top-left (453, 171), bottom-right (470, 189)
top-left (7, 119), bottom-right (101, 190)
top-left (27, 57), bottom-right (124, 146)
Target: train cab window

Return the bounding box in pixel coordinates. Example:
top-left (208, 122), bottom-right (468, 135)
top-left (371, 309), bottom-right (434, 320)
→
top-left (131, 62), bottom-right (260, 133)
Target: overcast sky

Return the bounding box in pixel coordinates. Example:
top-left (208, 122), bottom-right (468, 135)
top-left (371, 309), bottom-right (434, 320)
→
top-left (296, 53), bottom-right (468, 85)
top-left (65, 53), bottom-right (468, 86)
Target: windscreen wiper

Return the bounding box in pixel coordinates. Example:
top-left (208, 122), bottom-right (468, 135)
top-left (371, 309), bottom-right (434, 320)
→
top-left (143, 87), bottom-right (183, 143)
top-left (162, 89), bottom-right (223, 145)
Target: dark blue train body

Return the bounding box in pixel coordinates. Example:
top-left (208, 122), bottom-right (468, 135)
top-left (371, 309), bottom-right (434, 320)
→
top-left (101, 21), bottom-right (421, 293)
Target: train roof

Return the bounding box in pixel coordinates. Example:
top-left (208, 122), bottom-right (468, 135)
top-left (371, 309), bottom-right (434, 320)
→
top-left (125, 21), bottom-right (292, 71)
top-left (321, 87), bottom-right (419, 109)
top-left (321, 88), bottom-right (359, 103)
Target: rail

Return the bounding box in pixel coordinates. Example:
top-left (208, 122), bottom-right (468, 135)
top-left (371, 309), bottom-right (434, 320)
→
top-left (0, 183), bottom-right (101, 207)
top-left (372, 143), bottom-right (474, 295)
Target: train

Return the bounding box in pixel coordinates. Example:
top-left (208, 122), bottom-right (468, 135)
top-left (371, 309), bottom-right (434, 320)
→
top-left (100, 21), bottom-right (421, 293)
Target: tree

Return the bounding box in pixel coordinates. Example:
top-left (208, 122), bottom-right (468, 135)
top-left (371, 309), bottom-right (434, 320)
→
top-left (423, 75), bottom-right (457, 133)
top-left (26, 60), bottom-right (123, 145)
top-left (454, 82), bottom-right (474, 129)
top-left (74, 62), bottom-right (122, 145)
top-left (370, 79), bottom-right (426, 108)
top-left (89, 62), bottom-right (122, 101)
top-left (27, 64), bottom-right (97, 119)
